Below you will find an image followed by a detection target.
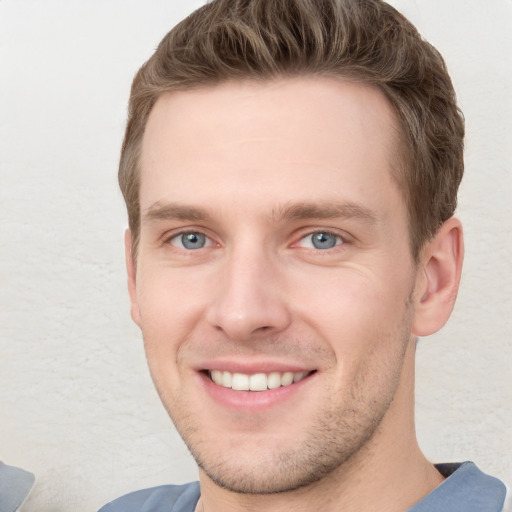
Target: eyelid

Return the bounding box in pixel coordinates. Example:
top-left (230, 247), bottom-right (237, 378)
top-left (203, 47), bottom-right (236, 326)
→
top-left (299, 231), bottom-right (342, 247)
top-left (295, 227), bottom-right (346, 240)
top-left (159, 225), bottom-right (351, 250)
top-left (163, 227), bottom-right (217, 249)
top-left (172, 233), bottom-right (211, 249)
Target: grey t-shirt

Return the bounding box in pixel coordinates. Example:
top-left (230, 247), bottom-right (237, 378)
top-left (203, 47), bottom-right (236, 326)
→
top-left (98, 462), bottom-right (508, 512)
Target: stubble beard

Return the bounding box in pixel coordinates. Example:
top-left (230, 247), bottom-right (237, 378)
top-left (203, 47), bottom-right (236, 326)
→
top-left (159, 344), bottom-right (412, 493)
top-left (194, 400), bottom-right (394, 495)
top-left (151, 295), bottom-right (415, 495)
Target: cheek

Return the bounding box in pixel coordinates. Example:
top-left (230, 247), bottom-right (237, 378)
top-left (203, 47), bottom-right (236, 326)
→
top-left (291, 267), bottom-right (413, 358)
top-left (135, 269), bottom-right (209, 363)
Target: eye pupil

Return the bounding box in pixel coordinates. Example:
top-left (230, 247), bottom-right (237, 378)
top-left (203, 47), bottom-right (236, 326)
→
top-left (312, 232), bottom-right (337, 249)
top-left (181, 232), bottom-right (206, 249)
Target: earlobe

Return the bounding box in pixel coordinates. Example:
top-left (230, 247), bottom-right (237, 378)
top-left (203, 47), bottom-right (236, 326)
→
top-left (412, 217), bottom-right (464, 337)
top-left (125, 229), bottom-right (142, 327)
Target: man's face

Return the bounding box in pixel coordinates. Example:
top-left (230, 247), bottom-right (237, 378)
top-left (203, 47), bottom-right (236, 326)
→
top-left (129, 78), bottom-right (421, 493)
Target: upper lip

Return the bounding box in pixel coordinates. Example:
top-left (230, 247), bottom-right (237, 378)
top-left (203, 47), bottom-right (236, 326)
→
top-left (196, 358), bottom-right (315, 374)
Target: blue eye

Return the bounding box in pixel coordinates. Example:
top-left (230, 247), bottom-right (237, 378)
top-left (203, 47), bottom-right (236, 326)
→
top-left (300, 232), bottom-right (342, 250)
top-left (171, 232), bottom-right (209, 250)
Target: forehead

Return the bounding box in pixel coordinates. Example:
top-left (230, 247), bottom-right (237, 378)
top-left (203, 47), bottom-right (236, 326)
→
top-left (139, 77), bottom-right (404, 220)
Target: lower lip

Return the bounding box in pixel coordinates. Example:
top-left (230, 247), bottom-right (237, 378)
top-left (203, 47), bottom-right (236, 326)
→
top-left (199, 372), bottom-right (314, 411)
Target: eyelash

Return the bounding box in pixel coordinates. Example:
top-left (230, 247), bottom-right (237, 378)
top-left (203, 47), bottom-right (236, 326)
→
top-left (165, 230), bottom-right (214, 250)
top-left (164, 228), bottom-right (348, 253)
top-left (295, 230), bottom-right (345, 250)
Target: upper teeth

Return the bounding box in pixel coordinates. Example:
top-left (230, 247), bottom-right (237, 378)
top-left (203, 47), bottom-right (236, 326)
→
top-left (209, 370), bottom-right (308, 391)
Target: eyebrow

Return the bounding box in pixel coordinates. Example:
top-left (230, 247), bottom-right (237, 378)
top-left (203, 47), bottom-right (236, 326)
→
top-left (142, 200), bottom-right (378, 225)
top-left (271, 201), bottom-right (378, 224)
top-left (142, 203), bottom-right (210, 223)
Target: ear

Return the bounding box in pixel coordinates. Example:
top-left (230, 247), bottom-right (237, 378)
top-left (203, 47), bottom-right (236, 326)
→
top-left (412, 217), bottom-right (464, 337)
top-left (125, 229), bottom-right (142, 327)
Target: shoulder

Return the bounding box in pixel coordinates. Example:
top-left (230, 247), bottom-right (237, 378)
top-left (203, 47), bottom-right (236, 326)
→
top-left (409, 462), bottom-right (508, 512)
top-left (98, 481), bottom-right (200, 512)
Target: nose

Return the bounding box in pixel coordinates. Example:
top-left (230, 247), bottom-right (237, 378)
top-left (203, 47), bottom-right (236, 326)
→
top-left (205, 247), bottom-right (292, 341)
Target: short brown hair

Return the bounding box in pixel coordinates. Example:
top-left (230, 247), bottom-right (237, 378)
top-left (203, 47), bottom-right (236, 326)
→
top-left (119, 0), bottom-right (464, 260)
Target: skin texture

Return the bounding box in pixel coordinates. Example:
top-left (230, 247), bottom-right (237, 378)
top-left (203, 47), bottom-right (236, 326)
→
top-left (126, 77), bottom-right (463, 512)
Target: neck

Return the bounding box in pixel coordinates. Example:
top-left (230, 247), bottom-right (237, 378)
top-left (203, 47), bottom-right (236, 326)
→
top-left (198, 342), bottom-right (443, 512)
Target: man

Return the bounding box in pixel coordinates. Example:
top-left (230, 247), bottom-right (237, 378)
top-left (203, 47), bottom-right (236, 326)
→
top-left (100, 0), bottom-right (509, 511)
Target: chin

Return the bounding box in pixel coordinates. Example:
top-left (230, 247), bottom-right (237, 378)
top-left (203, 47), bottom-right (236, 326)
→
top-left (196, 452), bottom-right (338, 495)
top-left (181, 403), bottom-right (385, 495)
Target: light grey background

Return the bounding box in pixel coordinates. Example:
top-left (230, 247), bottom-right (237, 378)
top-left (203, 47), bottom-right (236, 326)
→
top-left (0, 1), bottom-right (510, 511)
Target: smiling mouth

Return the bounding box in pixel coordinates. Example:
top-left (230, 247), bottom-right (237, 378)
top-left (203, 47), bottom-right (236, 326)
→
top-left (207, 370), bottom-right (314, 391)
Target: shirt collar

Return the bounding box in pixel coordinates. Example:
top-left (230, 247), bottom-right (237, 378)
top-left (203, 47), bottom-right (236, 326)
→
top-left (408, 461), bottom-right (506, 512)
